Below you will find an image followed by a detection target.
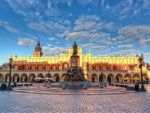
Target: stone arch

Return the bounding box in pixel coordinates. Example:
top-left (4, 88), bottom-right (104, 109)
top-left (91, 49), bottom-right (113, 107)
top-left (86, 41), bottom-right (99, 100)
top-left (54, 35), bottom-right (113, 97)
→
top-left (124, 74), bottom-right (131, 83)
top-left (37, 73), bottom-right (44, 78)
top-left (132, 74), bottom-right (140, 83)
top-left (45, 73), bottom-right (52, 78)
top-left (85, 74), bottom-right (89, 80)
top-left (29, 73), bottom-right (35, 82)
top-left (61, 73), bottom-right (66, 81)
top-left (107, 74), bottom-right (114, 83)
top-left (53, 73), bottom-right (60, 82)
top-left (91, 73), bottom-right (97, 82)
top-left (13, 73), bottom-right (20, 82)
top-left (0, 73), bottom-right (3, 82)
top-left (21, 73), bottom-right (28, 82)
top-left (5, 73), bottom-right (10, 82)
top-left (116, 74), bottom-right (123, 83)
top-left (45, 73), bottom-right (52, 81)
top-left (37, 73), bottom-right (44, 82)
top-left (99, 73), bottom-right (106, 82)
top-left (142, 73), bottom-right (148, 81)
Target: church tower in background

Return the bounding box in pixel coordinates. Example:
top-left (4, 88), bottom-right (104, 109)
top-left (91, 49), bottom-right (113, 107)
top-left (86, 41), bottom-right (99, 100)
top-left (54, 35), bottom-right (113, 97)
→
top-left (33, 41), bottom-right (43, 57)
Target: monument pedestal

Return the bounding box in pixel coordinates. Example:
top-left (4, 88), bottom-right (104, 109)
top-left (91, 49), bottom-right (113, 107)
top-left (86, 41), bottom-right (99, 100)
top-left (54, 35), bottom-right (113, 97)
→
top-left (62, 41), bottom-right (86, 88)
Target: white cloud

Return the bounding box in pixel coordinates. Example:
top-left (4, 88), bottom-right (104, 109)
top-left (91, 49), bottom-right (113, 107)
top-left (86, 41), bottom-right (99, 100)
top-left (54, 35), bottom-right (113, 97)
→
top-left (0, 20), bottom-right (19, 33)
top-left (139, 38), bottom-right (150, 46)
top-left (5, 0), bottom-right (71, 21)
top-left (143, 0), bottom-right (150, 9)
top-left (80, 43), bottom-right (93, 48)
top-left (68, 13), bottom-right (72, 16)
top-left (27, 20), bottom-right (71, 35)
top-left (104, 22), bottom-right (117, 31)
top-left (118, 44), bottom-right (134, 49)
top-left (111, 49), bottom-right (140, 56)
top-left (67, 0), bottom-right (73, 7)
top-left (48, 37), bottom-right (57, 41)
top-left (91, 45), bottom-right (108, 51)
top-left (101, 0), bottom-right (105, 7)
top-left (67, 30), bottom-right (111, 46)
top-left (65, 15), bottom-right (114, 47)
top-left (27, 22), bottom-right (48, 33)
top-left (80, 43), bottom-right (110, 54)
top-left (45, 7), bottom-right (60, 17)
top-left (18, 38), bottom-right (35, 47)
top-left (76, 0), bottom-right (93, 6)
top-left (117, 25), bottom-right (150, 46)
top-left (5, 0), bottom-right (45, 20)
top-left (110, 0), bottom-right (150, 19)
top-left (119, 25), bottom-right (150, 38)
top-left (73, 15), bottom-right (117, 32)
top-left (42, 46), bottom-right (67, 56)
top-left (67, 31), bottom-right (89, 40)
top-left (74, 15), bottom-right (101, 31)
top-left (144, 52), bottom-right (150, 57)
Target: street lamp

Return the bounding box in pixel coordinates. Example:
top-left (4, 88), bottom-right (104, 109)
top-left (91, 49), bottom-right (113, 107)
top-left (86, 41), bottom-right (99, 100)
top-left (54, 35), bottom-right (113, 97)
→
top-left (138, 55), bottom-right (145, 91)
top-left (8, 57), bottom-right (13, 88)
top-left (99, 71), bottom-right (103, 82)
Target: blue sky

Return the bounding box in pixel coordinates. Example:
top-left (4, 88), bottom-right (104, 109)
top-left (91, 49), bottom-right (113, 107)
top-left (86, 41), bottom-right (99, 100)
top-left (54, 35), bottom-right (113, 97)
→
top-left (0, 0), bottom-right (150, 65)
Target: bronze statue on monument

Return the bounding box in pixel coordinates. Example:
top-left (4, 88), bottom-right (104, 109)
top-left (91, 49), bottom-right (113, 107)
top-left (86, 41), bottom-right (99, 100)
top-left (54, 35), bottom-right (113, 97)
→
top-left (64, 41), bottom-right (85, 82)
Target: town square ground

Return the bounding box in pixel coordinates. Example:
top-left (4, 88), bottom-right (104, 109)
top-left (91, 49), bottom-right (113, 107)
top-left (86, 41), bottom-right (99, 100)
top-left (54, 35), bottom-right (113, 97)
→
top-left (1, 84), bottom-right (150, 113)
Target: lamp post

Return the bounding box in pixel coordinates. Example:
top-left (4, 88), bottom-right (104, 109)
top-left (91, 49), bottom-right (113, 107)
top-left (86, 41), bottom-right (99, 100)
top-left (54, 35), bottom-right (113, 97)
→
top-left (99, 71), bottom-right (103, 82)
top-left (138, 56), bottom-right (145, 91)
top-left (8, 57), bottom-right (13, 88)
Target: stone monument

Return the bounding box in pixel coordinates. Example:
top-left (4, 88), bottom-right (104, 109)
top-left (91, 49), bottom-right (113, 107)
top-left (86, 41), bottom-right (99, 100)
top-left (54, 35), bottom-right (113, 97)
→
top-left (64, 41), bottom-right (85, 82)
top-left (62, 42), bottom-right (86, 88)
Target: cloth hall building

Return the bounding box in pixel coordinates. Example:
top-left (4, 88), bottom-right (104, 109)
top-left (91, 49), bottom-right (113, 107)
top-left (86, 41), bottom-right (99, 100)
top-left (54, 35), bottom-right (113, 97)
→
top-left (0, 41), bottom-right (150, 83)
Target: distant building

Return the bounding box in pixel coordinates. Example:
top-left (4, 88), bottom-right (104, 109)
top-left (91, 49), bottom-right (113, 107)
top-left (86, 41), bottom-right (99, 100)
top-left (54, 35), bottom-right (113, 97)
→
top-left (0, 41), bottom-right (150, 83)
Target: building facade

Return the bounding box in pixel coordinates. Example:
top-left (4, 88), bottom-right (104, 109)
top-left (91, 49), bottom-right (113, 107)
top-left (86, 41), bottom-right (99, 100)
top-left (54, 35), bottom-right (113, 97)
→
top-left (0, 41), bottom-right (150, 83)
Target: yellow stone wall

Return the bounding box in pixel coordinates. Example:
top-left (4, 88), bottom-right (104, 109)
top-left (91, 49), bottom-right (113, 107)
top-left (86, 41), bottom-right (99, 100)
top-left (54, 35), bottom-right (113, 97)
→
top-left (12, 47), bottom-right (139, 65)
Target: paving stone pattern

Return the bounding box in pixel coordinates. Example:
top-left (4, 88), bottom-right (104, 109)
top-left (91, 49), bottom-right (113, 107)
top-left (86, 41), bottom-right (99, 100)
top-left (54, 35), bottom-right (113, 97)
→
top-left (0, 86), bottom-right (150, 113)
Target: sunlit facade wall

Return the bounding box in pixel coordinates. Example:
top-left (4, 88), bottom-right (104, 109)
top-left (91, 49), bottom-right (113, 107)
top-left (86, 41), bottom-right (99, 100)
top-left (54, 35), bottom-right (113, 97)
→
top-left (0, 46), bottom-right (149, 83)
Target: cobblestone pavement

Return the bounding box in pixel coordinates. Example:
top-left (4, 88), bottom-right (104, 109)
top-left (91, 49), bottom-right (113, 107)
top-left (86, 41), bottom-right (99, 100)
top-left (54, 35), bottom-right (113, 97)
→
top-left (1, 86), bottom-right (150, 113)
top-left (13, 85), bottom-right (130, 95)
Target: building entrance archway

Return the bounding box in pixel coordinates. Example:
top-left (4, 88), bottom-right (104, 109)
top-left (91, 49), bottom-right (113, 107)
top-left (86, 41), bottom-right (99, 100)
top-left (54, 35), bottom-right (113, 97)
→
top-left (13, 74), bottom-right (20, 82)
top-left (99, 74), bottom-right (106, 82)
top-left (132, 74), bottom-right (140, 83)
top-left (116, 74), bottom-right (123, 83)
top-left (29, 74), bottom-right (35, 82)
top-left (124, 74), bottom-right (131, 83)
top-left (37, 73), bottom-right (44, 83)
top-left (5, 74), bottom-right (9, 82)
top-left (91, 74), bottom-right (97, 82)
top-left (54, 74), bottom-right (60, 82)
top-left (21, 74), bottom-right (28, 82)
top-left (107, 74), bottom-right (114, 83)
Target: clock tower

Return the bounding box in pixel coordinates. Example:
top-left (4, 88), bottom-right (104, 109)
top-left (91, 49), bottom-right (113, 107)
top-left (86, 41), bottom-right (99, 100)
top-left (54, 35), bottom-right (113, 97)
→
top-left (33, 41), bottom-right (43, 57)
